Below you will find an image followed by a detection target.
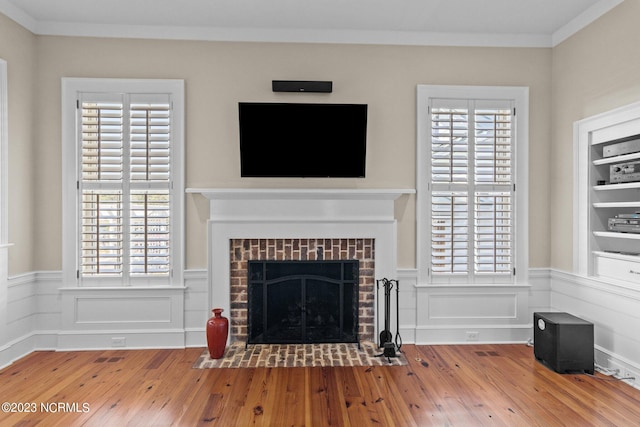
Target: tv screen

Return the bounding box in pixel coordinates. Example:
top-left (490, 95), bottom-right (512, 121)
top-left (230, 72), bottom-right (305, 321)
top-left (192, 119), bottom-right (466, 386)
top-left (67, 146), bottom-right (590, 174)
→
top-left (238, 102), bottom-right (367, 177)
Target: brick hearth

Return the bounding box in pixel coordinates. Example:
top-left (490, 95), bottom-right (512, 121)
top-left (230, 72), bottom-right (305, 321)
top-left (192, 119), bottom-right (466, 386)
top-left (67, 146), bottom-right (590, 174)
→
top-left (229, 238), bottom-right (375, 343)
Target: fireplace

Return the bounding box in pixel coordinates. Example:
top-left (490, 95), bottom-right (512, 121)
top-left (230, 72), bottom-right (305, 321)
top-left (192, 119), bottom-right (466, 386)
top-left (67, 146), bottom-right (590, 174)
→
top-left (186, 188), bottom-right (413, 346)
top-left (247, 260), bottom-right (359, 344)
top-left (230, 238), bottom-right (375, 343)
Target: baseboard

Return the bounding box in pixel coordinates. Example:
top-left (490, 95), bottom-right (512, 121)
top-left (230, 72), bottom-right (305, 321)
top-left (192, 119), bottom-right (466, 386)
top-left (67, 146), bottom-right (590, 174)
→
top-left (185, 327), bottom-right (206, 347)
top-left (0, 331), bottom-right (57, 370)
top-left (413, 324), bottom-right (533, 345)
top-left (595, 346), bottom-right (640, 390)
top-left (56, 329), bottom-right (187, 351)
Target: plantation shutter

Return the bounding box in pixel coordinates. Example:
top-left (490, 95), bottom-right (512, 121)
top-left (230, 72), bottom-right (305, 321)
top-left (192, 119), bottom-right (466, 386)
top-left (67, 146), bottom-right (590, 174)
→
top-left (429, 98), bottom-right (515, 282)
top-left (79, 92), bottom-right (172, 285)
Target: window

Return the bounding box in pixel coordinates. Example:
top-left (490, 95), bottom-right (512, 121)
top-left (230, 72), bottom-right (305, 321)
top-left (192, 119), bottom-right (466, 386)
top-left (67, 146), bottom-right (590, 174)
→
top-left (417, 86), bottom-right (528, 285)
top-left (62, 79), bottom-right (184, 287)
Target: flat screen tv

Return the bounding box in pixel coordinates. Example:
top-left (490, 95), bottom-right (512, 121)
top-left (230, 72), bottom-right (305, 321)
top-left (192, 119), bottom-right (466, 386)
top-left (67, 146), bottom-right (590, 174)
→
top-left (238, 102), bottom-right (367, 177)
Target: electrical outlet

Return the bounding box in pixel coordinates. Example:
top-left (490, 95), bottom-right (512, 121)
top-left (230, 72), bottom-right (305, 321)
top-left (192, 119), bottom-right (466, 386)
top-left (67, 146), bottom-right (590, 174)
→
top-left (466, 331), bottom-right (479, 341)
top-left (111, 337), bottom-right (126, 347)
top-left (621, 368), bottom-right (636, 380)
top-left (609, 360), bottom-right (637, 384)
top-left (609, 360), bottom-right (623, 376)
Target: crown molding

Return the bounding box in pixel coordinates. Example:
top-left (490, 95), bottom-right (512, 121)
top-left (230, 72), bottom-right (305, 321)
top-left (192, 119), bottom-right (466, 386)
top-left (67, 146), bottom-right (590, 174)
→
top-left (0, 0), bottom-right (625, 48)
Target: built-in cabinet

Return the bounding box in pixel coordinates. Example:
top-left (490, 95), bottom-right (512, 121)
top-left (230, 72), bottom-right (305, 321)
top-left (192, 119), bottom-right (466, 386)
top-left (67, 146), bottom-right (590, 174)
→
top-left (575, 102), bottom-right (640, 287)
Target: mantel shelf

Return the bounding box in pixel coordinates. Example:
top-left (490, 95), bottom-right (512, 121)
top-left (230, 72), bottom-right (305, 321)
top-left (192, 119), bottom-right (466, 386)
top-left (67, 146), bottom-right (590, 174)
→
top-left (186, 188), bottom-right (415, 201)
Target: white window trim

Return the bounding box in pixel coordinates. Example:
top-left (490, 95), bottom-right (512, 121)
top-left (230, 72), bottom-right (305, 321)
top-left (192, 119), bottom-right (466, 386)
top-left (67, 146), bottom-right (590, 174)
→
top-left (61, 78), bottom-right (185, 287)
top-left (416, 85), bottom-right (529, 286)
top-left (0, 59), bottom-right (7, 247)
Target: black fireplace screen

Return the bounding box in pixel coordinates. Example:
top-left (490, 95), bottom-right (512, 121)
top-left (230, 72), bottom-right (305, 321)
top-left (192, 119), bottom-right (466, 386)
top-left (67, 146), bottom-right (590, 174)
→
top-left (247, 260), bottom-right (359, 345)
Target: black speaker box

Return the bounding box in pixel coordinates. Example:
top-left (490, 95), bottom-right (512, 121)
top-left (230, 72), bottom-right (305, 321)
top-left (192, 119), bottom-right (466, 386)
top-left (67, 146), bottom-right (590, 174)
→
top-left (534, 312), bottom-right (594, 374)
top-left (272, 80), bottom-right (333, 93)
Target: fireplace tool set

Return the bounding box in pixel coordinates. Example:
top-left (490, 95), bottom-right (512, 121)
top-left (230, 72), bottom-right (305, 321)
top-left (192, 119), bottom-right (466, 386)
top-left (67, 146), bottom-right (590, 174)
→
top-left (376, 278), bottom-right (402, 362)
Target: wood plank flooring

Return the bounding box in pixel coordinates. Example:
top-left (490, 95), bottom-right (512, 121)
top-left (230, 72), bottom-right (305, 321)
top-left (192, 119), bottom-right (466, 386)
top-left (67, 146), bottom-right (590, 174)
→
top-left (0, 344), bottom-right (639, 426)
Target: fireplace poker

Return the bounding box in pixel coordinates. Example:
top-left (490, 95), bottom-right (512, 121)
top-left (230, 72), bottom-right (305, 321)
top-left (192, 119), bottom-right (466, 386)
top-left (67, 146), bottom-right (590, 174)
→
top-left (395, 279), bottom-right (402, 351)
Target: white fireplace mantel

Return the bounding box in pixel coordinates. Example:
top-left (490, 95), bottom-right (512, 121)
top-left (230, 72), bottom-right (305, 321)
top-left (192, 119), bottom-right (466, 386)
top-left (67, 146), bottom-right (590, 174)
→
top-left (186, 187), bottom-right (415, 335)
top-left (187, 187), bottom-right (414, 200)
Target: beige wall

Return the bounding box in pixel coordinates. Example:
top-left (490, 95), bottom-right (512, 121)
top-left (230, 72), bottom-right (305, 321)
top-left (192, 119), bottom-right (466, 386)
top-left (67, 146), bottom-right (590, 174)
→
top-left (551, 0), bottom-right (640, 272)
top-left (3, 15), bottom-right (554, 274)
top-left (0, 14), bottom-right (37, 274)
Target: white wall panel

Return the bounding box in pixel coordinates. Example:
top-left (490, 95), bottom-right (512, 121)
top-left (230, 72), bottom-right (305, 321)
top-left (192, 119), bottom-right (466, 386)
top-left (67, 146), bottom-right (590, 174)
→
top-left (428, 293), bottom-right (517, 319)
top-left (59, 286), bottom-right (186, 349)
top-left (75, 297), bottom-right (173, 324)
top-left (527, 268), bottom-right (552, 316)
top-left (184, 269), bottom-right (208, 347)
top-left (397, 269), bottom-right (417, 344)
top-left (5, 273), bottom-right (36, 343)
top-left (1, 272), bottom-right (38, 368)
top-left (33, 271), bottom-right (62, 334)
top-left (409, 268), bottom-right (544, 344)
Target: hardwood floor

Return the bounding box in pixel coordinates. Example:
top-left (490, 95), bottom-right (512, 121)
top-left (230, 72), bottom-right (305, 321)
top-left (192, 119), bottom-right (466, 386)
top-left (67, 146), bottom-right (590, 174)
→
top-left (1, 344), bottom-right (639, 426)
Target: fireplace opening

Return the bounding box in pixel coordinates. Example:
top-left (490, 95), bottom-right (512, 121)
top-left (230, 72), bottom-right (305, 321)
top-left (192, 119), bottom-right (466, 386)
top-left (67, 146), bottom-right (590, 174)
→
top-left (247, 260), bottom-right (359, 345)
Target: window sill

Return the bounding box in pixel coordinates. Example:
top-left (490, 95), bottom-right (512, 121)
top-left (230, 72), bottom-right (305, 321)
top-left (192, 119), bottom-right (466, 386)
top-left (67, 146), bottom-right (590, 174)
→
top-left (414, 282), bottom-right (532, 289)
top-left (59, 285), bottom-right (187, 291)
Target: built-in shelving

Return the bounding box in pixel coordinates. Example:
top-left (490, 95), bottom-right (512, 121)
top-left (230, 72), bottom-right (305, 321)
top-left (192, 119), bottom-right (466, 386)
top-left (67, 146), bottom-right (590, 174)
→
top-left (592, 151), bottom-right (640, 166)
top-left (593, 231), bottom-right (640, 240)
top-left (593, 182), bottom-right (640, 191)
top-left (593, 250), bottom-right (640, 261)
top-left (575, 102), bottom-right (640, 286)
top-left (592, 201), bottom-right (640, 208)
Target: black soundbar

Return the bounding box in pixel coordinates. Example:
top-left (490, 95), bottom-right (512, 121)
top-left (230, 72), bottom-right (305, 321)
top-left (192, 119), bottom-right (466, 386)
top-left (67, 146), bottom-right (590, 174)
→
top-left (272, 80), bottom-right (333, 93)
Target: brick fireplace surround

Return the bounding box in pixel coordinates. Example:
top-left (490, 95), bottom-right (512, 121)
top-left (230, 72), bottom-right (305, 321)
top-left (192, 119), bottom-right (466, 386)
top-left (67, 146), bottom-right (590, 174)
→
top-left (186, 188), bottom-right (414, 345)
top-left (229, 238), bottom-right (375, 343)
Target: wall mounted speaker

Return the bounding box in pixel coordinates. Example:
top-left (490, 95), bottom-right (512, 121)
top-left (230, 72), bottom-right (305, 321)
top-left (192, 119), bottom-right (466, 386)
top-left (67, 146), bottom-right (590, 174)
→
top-left (272, 80), bottom-right (333, 93)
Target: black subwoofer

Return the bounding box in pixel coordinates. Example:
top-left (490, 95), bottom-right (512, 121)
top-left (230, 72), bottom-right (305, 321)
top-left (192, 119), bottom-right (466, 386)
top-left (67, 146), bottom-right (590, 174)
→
top-left (534, 312), bottom-right (594, 374)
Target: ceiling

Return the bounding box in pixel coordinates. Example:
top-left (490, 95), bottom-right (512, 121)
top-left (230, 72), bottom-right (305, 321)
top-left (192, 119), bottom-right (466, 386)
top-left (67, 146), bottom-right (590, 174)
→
top-left (0, 0), bottom-right (624, 47)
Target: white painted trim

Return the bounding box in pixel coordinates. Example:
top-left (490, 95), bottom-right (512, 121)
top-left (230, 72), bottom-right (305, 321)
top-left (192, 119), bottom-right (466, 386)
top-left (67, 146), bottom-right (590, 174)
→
top-left (0, 59), bottom-right (7, 246)
top-left (0, 0), bottom-right (38, 33)
top-left (56, 329), bottom-right (187, 351)
top-left (550, 268), bottom-right (640, 389)
top-left (0, 61), bottom-right (7, 352)
top-left (414, 283), bottom-right (532, 289)
top-left (573, 100), bottom-right (640, 280)
top-left (595, 345), bottom-right (640, 390)
top-left (187, 188), bottom-right (414, 200)
top-left (188, 188), bottom-right (408, 341)
top-left (0, 0), bottom-right (621, 49)
top-left (552, 0), bottom-right (624, 46)
top-left (398, 267), bottom-right (550, 345)
top-left (551, 268), bottom-right (640, 301)
top-left (416, 85), bottom-right (529, 287)
top-left (33, 24), bottom-right (557, 48)
top-left (61, 78), bottom-right (185, 288)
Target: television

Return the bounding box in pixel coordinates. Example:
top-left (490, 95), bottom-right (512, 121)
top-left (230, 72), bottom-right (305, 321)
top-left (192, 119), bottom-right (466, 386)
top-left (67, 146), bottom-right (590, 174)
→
top-left (238, 102), bottom-right (367, 177)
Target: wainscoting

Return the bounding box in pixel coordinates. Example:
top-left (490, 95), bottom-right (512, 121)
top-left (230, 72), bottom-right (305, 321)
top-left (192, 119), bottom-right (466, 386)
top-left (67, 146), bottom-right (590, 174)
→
top-left (549, 269), bottom-right (640, 389)
top-left (396, 268), bottom-right (551, 345)
top-left (0, 269), bottom-right (209, 368)
top-left (1, 267), bottom-right (638, 390)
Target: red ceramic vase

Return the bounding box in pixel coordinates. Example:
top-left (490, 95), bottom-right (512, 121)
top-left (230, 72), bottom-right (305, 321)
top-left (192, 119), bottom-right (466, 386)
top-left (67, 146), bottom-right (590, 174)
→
top-left (206, 308), bottom-right (229, 359)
